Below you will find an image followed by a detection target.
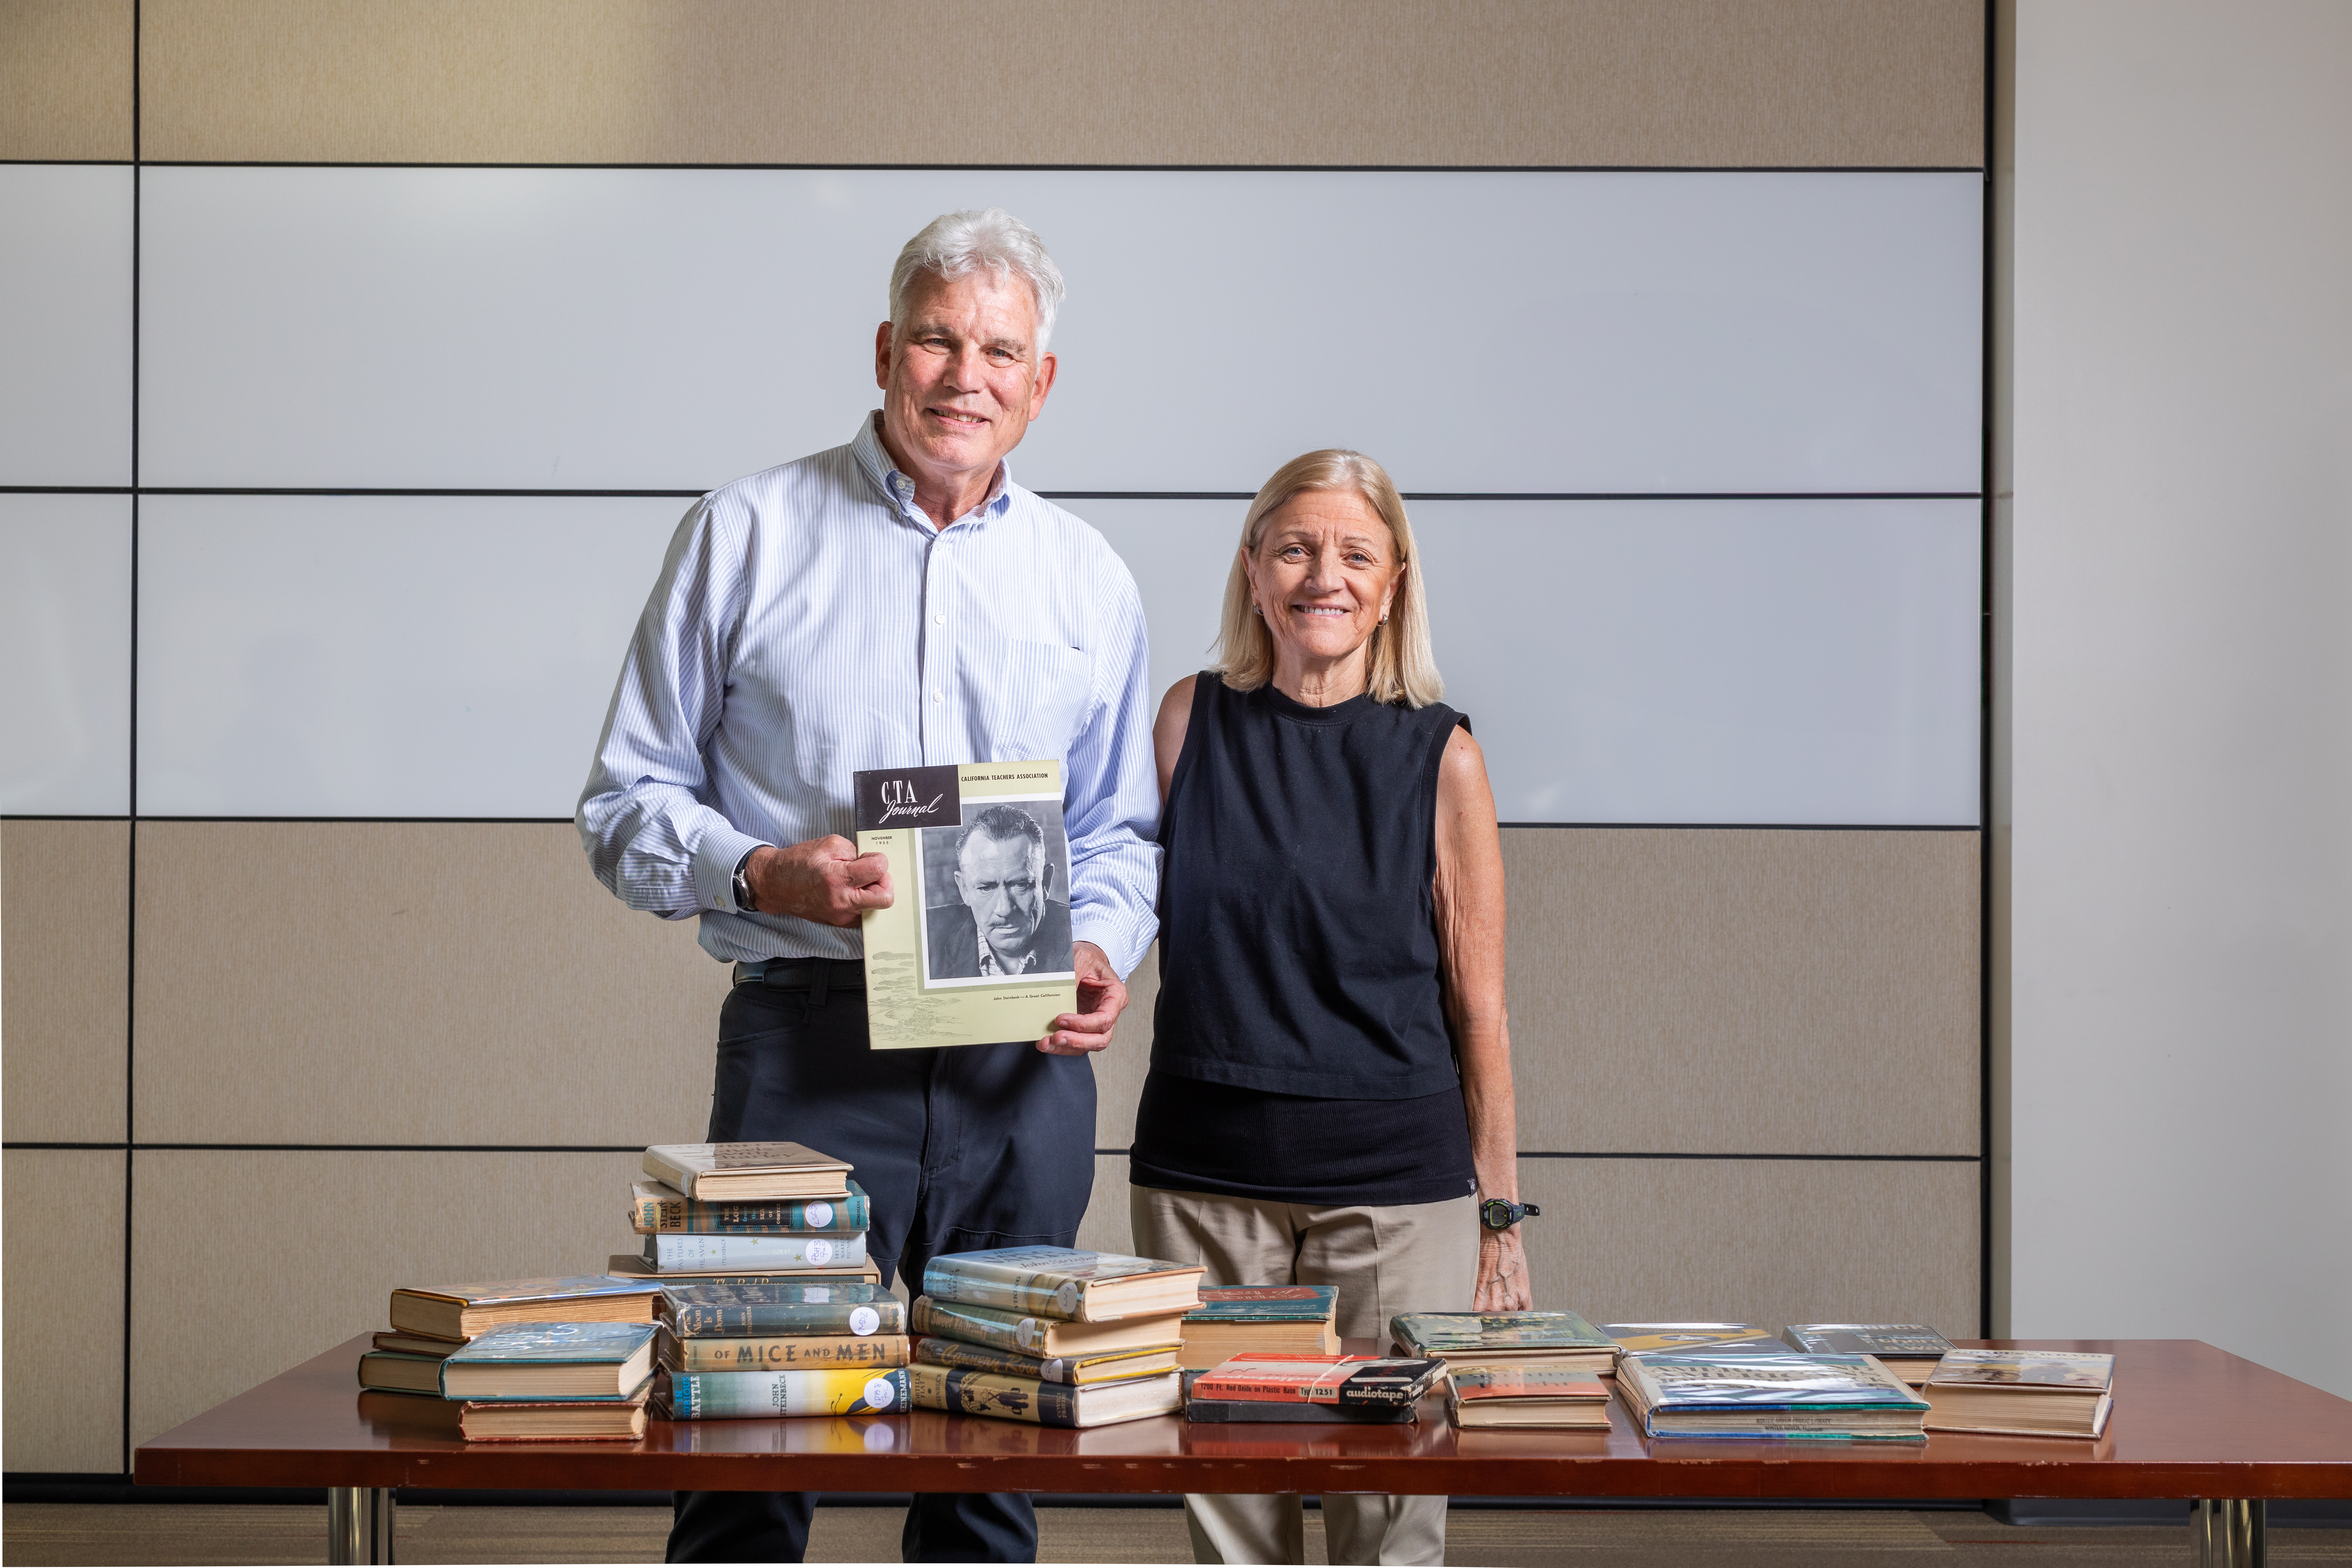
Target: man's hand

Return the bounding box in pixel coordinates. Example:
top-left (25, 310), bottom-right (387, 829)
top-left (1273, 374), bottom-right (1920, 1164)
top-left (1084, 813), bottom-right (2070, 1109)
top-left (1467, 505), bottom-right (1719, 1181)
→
top-left (1475, 1224), bottom-right (1533, 1312)
top-left (1039, 940), bottom-right (1127, 1055)
top-left (745, 837), bottom-right (892, 927)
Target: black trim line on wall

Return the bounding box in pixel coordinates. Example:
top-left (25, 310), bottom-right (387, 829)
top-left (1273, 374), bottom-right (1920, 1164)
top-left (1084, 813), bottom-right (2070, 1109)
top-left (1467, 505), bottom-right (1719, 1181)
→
top-left (124, 0), bottom-right (142, 1474)
top-left (4, 485), bottom-right (1986, 503)
top-left (1978, 0), bottom-right (2000, 1342)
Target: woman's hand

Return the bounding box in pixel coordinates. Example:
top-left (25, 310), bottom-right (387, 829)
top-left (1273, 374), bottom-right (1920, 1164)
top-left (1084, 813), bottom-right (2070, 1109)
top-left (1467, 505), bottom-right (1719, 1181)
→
top-left (1475, 1223), bottom-right (1533, 1312)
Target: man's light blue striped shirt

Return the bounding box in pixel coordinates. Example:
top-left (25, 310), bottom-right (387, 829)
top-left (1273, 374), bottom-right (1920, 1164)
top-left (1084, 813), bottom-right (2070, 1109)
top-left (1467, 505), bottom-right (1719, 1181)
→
top-left (578, 414), bottom-right (1161, 975)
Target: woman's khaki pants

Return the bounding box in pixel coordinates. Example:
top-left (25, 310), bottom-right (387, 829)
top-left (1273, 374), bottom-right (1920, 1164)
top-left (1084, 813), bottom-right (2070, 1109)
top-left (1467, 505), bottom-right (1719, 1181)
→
top-left (1131, 1186), bottom-right (1480, 1566)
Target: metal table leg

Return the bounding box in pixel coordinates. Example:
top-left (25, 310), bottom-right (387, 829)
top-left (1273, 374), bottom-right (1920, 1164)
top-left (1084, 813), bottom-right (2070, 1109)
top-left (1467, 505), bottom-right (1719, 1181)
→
top-left (327, 1485), bottom-right (395, 1564)
top-left (2194, 1499), bottom-right (2265, 1566)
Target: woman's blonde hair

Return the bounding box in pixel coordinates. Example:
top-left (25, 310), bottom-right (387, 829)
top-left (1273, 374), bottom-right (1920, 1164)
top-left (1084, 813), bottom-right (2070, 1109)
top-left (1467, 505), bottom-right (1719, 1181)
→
top-left (1212, 449), bottom-right (1443, 708)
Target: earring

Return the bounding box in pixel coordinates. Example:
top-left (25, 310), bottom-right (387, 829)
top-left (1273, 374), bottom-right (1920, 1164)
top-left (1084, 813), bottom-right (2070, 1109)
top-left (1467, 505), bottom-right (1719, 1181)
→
top-left (1379, 610), bottom-right (1390, 624)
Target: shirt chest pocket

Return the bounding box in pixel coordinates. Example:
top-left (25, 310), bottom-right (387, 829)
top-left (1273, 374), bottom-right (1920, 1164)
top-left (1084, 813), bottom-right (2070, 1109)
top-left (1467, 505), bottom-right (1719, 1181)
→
top-left (961, 632), bottom-right (1093, 761)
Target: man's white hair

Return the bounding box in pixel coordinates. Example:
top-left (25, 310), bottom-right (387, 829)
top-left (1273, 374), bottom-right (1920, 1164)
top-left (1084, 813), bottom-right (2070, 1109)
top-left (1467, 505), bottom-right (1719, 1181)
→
top-left (889, 208), bottom-right (1066, 354)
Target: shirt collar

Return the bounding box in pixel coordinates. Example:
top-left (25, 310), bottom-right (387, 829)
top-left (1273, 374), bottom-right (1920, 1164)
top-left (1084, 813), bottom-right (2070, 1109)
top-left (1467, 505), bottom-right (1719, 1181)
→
top-left (851, 412), bottom-right (1015, 530)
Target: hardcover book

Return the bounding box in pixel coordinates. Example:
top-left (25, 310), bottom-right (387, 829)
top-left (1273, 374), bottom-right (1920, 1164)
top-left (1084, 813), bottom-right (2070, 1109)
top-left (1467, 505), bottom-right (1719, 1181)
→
top-left (459, 1395), bottom-right (650, 1442)
top-left (1190, 1355), bottom-right (1445, 1409)
top-left (1783, 1324), bottom-right (1955, 1384)
top-left (661, 1279), bottom-right (904, 1339)
top-left (1922, 1349), bottom-right (2116, 1438)
top-left (854, 761), bottom-right (1078, 1050)
top-left (659, 1365), bottom-right (912, 1420)
top-left (1446, 1366), bottom-right (1614, 1429)
top-left (440, 1321), bottom-right (659, 1402)
top-left (1181, 1286), bottom-right (1342, 1367)
top-left (909, 1295), bottom-right (1188, 1358)
top-left (639, 1231), bottom-right (870, 1272)
top-left (372, 1331), bottom-right (460, 1357)
top-left (908, 1364), bottom-right (1183, 1428)
top-left (922, 1246), bottom-right (1204, 1322)
top-left (642, 1142), bottom-right (852, 1202)
top-left (630, 1179), bottom-right (870, 1235)
top-left (388, 1276), bottom-right (662, 1342)
top-left (608, 1255), bottom-right (882, 1286)
top-left (1391, 1311), bottom-right (1616, 1372)
top-left (357, 1350), bottom-right (446, 1395)
top-left (1183, 1397), bottom-right (1416, 1424)
top-left (913, 1336), bottom-right (1182, 1387)
top-left (1602, 1323), bottom-right (1798, 1357)
top-left (660, 1328), bottom-right (910, 1373)
top-left (1613, 1352), bottom-right (1931, 1439)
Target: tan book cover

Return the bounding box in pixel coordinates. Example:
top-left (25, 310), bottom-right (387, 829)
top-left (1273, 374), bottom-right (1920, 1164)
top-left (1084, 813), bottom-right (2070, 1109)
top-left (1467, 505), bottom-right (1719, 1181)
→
top-left (854, 761), bottom-right (1079, 1050)
top-left (641, 1143), bottom-right (852, 1202)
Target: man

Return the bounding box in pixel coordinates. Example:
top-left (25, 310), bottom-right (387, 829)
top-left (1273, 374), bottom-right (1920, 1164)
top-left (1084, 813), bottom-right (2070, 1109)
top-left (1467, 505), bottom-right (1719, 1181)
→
top-left (578, 208), bottom-right (1157, 1564)
top-left (926, 805), bottom-right (1075, 979)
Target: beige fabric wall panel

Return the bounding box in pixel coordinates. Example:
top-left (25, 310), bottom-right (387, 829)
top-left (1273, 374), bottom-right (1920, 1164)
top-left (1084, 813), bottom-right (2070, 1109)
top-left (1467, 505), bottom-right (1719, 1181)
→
top-left (139, 0), bottom-right (1982, 168)
top-left (129, 1149), bottom-right (642, 1445)
top-left (0, 0), bottom-right (133, 161)
top-left (1093, 945), bottom-right (1158, 1152)
top-left (1508, 829), bottom-right (1980, 1155)
top-left (2, 1150), bottom-right (125, 1471)
top-left (132, 823), bottom-right (734, 1144)
top-left (1518, 1157), bottom-right (1979, 1336)
top-left (1, 819), bottom-right (129, 1142)
top-left (1083, 1152), bottom-right (1976, 1339)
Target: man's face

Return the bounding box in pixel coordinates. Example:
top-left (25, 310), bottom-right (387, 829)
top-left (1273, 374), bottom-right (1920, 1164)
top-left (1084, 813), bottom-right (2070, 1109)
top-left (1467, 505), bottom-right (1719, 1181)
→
top-left (955, 830), bottom-right (1047, 961)
top-left (875, 270), bottom-right (1057, 491)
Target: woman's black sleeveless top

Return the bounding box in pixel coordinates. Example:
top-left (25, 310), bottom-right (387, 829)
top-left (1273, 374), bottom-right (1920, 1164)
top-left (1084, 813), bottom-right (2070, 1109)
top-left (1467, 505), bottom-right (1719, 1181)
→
top-left (1129, 675), bottom-right (1477, 1207)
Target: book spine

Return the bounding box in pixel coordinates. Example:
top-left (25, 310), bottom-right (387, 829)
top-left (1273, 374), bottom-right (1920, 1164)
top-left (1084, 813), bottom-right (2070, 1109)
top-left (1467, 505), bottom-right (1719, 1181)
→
top-left (920, 1258), bottom-right (1084, 1320)
top-left (906, 1364), bottom-right (1081, 1427)
top-left (668, 1335), bottom-right (910, 1372)
top-left (663, 1366), bottom-right (911, 1420)
top-left (632, 1189), bottom-right (871, 1234)
top-left (912, 1336), bottom-right (1071, 1384)
top-left (646, 1233), bottom-right (869, 1270)
top-left (908, 1296), bottom-right (1044, 1355)
top-left (666, 1300), bottom-right (906, 1338)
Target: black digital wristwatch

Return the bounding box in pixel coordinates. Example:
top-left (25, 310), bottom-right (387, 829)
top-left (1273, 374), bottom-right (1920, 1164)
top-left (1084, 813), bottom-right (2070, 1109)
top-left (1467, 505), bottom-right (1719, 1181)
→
top-left (1479, 1197), bottom-right (1540, 1231)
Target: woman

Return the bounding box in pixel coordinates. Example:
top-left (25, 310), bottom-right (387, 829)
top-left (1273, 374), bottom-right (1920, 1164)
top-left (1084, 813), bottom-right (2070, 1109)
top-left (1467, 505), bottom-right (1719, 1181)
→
top-left (1130, 450), bottom-right (1528, 1567)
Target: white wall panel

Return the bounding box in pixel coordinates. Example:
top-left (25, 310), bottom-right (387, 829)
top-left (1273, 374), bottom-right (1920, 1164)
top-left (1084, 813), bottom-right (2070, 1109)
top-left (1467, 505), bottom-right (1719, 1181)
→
top-left (136, 495), bottom-right (688, 817)
top-left (1094, 496), bottom-right (1979, 826)
top-left (141, 168), bottom-right (1979, 494)
top-left (0, 165), bottom-right (133, 486)
top-left (1416, 499), bottom-right (1981, 824)
top-left (0, 494), bottom-right (132, 814)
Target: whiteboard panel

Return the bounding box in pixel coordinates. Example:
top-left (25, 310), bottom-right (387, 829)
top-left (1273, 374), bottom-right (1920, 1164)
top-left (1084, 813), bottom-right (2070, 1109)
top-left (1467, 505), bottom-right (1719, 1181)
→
top-left (1414, 499), bottom-right (1981, 824)
top-left (142, 168), bottom-right (1979, 494)
top-left (0, 495), bottom-right (133, 813)
top-left (136, 496), bottom-right (689, 817)
top-left (0, 166), bottom-right (134, 486)
top-left (1088, 496), bottom-right (1981, 826)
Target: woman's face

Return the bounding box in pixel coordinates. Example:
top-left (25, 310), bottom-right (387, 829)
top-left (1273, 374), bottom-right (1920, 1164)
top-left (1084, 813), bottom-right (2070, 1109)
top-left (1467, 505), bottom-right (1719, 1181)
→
top-left (1243, 489), bottom-right (1402, 675)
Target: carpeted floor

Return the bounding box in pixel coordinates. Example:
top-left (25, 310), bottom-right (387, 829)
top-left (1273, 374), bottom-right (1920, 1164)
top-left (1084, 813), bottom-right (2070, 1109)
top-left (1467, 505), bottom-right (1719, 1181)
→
top-left (7, 1502), bottom-right (2352, 1565)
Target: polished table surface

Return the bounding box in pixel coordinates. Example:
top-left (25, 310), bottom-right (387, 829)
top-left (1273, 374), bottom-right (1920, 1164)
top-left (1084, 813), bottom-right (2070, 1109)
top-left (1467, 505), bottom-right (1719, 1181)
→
top-left (135, 1337), bottom-right (2352, 1500)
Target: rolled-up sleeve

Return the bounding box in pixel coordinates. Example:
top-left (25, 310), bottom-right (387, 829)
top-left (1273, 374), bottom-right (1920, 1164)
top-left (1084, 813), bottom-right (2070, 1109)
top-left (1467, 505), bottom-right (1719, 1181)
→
top-left (576, 499), bottom-right (764, 918)
top-left (1062, 562), bottom-right (1162, 977)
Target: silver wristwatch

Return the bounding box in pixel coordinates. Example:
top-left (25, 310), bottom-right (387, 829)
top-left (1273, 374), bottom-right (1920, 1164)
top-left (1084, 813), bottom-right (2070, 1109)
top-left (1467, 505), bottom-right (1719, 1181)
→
top-left (732, 851), bottom-right (758, 914)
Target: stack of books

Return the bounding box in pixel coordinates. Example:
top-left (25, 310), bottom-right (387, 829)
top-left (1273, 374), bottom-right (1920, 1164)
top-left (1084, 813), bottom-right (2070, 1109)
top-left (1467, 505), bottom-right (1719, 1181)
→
top-left (618, 1142), bottom-right (878, 1285)
top-left (1783, 1323), bottom-right (1955, 1386)
top-left (656, 1278), bottom-right (913, 1419)
top-left (1391, 1310), bottom-right (1619, 1374)
top-left (355, 1275), bottom-right (664, 1441)
top-left (908, 1247), bottom-right (1203, 1428)
top-left (1178, 1286), bottom-right (1340, 1369)
top-left (1921, 1349), bottom-right (2115, 1438)
top-left (1186, 1354), bottom-right (1446, 1424)
top-left (1613, 1351), bottom-right (1932, 1440)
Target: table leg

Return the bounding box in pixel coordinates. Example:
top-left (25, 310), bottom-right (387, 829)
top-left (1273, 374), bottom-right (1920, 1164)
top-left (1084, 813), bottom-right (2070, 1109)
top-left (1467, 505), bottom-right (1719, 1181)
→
top-left (326, 1486), bottom-right (395, 1564)
top-left (2193, 1499), bottom-right (2265, 1566)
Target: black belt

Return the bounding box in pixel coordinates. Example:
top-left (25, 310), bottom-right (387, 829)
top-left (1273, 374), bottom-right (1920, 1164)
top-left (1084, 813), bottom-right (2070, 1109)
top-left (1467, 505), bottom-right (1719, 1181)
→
top-left (731, 957), bottom-right (866, 1003)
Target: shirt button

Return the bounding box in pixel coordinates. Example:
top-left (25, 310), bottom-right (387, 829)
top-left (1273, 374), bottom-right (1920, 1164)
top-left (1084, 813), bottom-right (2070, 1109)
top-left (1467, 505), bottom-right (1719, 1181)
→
top-left (933, 613), bottom-right (945, 626)
top-left (933, 691), bottom-right (944, 703)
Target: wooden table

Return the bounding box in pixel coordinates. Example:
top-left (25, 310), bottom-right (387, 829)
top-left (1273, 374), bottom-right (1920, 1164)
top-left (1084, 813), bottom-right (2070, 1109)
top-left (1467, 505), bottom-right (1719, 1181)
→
top-left (135, 1338), bottom-right (2352, 1566)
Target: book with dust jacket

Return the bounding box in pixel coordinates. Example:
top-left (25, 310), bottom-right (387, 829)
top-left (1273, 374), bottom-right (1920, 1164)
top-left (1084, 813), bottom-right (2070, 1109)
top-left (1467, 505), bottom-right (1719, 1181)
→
top-left (855, 760), bottom-right (1077, 1050)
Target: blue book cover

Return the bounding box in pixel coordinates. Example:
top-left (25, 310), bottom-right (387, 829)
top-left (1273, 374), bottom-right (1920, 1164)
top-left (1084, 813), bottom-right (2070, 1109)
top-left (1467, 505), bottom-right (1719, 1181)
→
top-left (1617, 1352), bottom-right (1931, 1441)
top-left (1185, 1287), bottom-right (1338, 1324)
top-left (441, 1322), bottom-right (658, 1402)
top-left (922, 1246), bottom-right (1197, 1320)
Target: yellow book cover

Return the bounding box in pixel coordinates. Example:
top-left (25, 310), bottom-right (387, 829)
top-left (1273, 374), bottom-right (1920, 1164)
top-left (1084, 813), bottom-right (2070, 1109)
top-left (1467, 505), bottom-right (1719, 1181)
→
top-left (855, 761), bottom-right (1078, 1050)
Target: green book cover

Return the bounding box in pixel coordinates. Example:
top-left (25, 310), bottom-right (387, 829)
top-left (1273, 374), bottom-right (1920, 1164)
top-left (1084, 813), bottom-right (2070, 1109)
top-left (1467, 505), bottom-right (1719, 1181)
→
top-left (1185, 1286), bottom-right (1338, 1324)
top-left (662, 1279), bottom-right (902, 1339)
top-left (855, 761), bottom-right (1078, 1050)
top-left (1392, 1310), bottom-right (1612, 1354)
